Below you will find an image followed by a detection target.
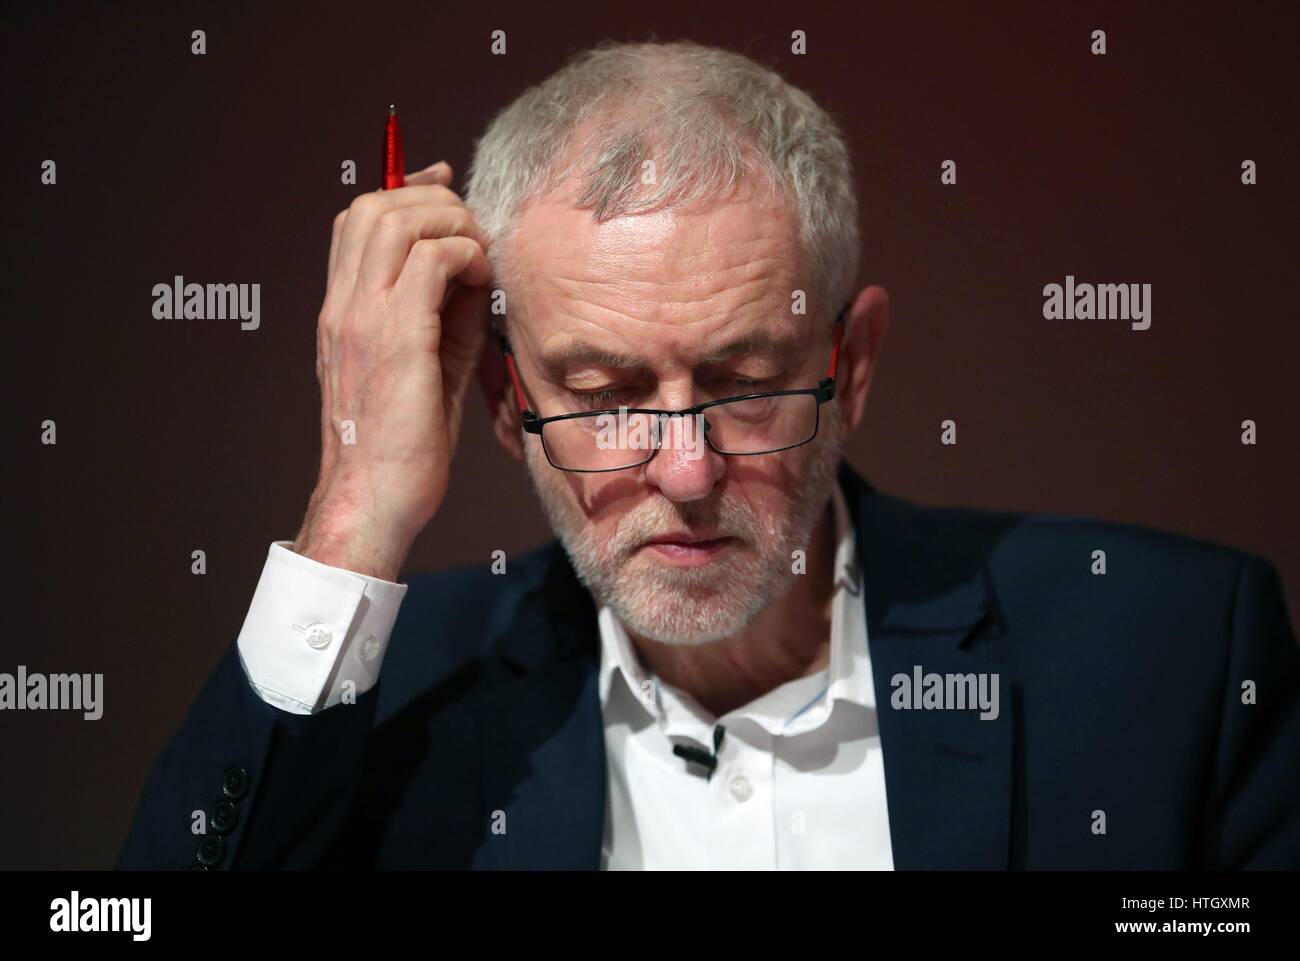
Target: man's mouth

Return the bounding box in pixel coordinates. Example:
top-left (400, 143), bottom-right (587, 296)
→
top-left (640, 531), bottom-right (735, 566)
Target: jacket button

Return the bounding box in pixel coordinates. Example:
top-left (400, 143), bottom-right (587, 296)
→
top-left (196, 834), bottom-right (225, 868)
top-left (210, 799), bottom-right (239, 834)
top-left (222, 766), bottom-right (249, 800)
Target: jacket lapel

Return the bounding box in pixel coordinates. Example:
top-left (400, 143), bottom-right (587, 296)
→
top-left (475, 545), bottom-right (607, 870)
top-left (472, 467), bottom-right (1015, 870)
top-left (841, 464), bottom-right (1015, 869)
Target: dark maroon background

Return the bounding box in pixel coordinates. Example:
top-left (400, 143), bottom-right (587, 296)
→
top-left (2, 1), bottom-right (1297, 869)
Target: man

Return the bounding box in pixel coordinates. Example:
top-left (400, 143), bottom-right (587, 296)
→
top-left (118, 41), bottom-right (1299, 870)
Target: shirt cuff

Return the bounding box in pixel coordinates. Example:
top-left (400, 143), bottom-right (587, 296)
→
top-left (236, 541), bottom-right (408, 715)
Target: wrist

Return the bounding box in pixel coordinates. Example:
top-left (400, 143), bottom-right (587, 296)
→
top-left (292, 488), bottom-right (416, 582)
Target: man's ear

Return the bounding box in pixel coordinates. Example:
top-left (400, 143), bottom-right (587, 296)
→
top-left (477, 335), bottom-right (525, 462)
top-left (837, 285), bottom-right (890, 433)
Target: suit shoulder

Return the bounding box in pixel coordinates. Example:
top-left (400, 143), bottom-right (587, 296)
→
top-left (396, 540), bottom-right (559, 630)
top-left (875, 490), bottom-right (1255, 589)
top-left (1006, 508), bottom-right (1251, 579)
top-left (874, 493), bottom-right (1278, 680)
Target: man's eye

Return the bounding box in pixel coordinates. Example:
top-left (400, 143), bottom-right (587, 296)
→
top-left (722, 377), bottom-right (767, 395)
top-left (573, 378), bottom-right (764, 409)
top-left (574, 388), bottom-right (622, 409)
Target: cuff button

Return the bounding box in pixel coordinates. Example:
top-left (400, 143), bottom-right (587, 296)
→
top-left (195, 834), bottom-right (225, 868)
top-left (210, 799), bottom-right (239, 834)
top-left (222, 765), bottom-right (249, 801)
top-left (305, 622), bottom-right (333, 650)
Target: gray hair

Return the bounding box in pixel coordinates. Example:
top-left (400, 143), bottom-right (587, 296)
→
top-left (463, 40), bottom-right (859, 323)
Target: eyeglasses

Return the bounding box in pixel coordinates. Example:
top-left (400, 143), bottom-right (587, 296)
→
top-left (495, 305), bottom-right (847, 473)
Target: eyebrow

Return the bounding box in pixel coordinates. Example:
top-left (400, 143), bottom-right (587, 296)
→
top-left (538, 329), bottom-right (800, 377)
top-left (539, 341), bottom-right (643, 374)
top-left (698, 330), bottom-right (796, 364)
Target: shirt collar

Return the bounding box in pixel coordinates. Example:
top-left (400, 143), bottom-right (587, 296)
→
top-left (596, 478), bottom-right (874, 738)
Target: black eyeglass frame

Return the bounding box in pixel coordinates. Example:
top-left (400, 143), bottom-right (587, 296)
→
top-left (495, 303), bottom-right (848, 474)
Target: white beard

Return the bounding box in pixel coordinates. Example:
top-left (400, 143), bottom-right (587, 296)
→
top-left (524, 403), bottom-right (845, 645)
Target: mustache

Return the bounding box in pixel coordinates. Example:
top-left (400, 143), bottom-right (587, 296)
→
top-left (607, 494), bottom-right (764, 556)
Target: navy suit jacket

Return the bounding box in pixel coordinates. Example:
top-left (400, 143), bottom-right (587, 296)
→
top-left (118, 464), bottom-right (1300, 869)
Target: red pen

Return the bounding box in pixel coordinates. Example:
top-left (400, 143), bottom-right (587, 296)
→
top-left (383, 104), bottom-right (404, 190)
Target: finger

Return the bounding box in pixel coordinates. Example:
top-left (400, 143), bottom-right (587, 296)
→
top-left (330, 184), bottom-right (469, 301)
top-left (403, 161), bottom-right (454, 187)
top-left (327, 208), bottom-right (348, 290)
top-left (388, 236), bottom-right (492, 325)
top-left (440, 285), bottom-right (492, 442)
top-left (403, 168), bottom-right (447, 187)
top-left (328, 171), bottom-right (456, 285)
top-left (357, 204), bottom-right (491, 295)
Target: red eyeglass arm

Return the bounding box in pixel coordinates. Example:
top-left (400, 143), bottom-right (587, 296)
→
top-left (503, 351), bottom-right (530, 413)
top-left (827, 311), bottom-right (844, 379)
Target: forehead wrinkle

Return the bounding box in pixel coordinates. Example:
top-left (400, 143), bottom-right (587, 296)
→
top-left (520, 226), bottom-right (794, 316)
top-left (528, 265), bottom-right (800, 379)
top-left (546, 248), bottom-right (785, 299)
top-left (508, 192), bottom-right (806, 367)
top-left (540, 268), bottom-right (791, 336)
top-left (537, 310), bottom-right (808, 381)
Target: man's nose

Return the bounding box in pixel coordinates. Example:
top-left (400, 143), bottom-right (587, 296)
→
top-left (642, 413), bottom-right (725, 502)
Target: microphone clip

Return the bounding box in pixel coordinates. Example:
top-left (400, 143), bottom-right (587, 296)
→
top-left (672, 724), bottom-right (726, 781)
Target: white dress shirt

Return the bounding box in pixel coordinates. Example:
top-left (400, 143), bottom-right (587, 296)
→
top-left (235, 483), bottom-right (893, 869)
top-left (597, 482), bottom-right (893, 869)
top-left (236, 542), bottom-right (407, 714)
